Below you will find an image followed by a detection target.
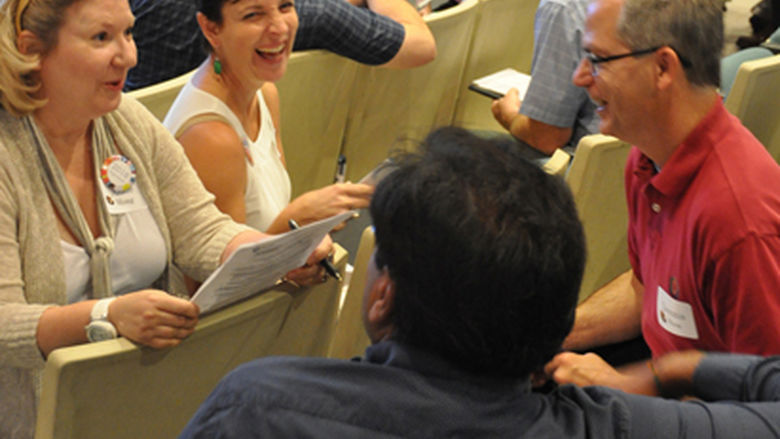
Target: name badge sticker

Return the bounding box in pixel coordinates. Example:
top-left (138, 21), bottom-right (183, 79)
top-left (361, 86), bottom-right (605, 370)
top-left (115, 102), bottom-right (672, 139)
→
top-left (656, 285), bottom-right (699, 340)
top-left (99, 155), bottom-right (147, 214)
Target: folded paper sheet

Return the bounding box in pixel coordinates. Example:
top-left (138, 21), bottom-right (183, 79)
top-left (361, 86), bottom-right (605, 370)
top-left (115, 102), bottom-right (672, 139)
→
top-left (192, 211), bottom-right (354, 314)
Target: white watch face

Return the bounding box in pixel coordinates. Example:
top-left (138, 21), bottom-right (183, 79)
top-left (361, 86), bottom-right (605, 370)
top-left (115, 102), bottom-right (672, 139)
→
top-left (86, 320), bottom-right (117, 342)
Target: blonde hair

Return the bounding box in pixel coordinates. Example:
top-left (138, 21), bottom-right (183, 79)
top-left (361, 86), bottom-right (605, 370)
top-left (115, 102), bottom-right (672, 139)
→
top-left (0, 0), bottom-right (79, 116)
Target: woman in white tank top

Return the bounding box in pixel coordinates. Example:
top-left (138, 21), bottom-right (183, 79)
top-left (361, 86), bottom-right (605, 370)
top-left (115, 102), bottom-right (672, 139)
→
top-left (163, 0), bottom-right (373, 241)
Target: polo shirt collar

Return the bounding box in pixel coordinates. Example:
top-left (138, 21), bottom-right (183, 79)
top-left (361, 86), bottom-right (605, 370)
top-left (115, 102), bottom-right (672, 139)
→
top-left (646, 99), bottom-right (729, 199)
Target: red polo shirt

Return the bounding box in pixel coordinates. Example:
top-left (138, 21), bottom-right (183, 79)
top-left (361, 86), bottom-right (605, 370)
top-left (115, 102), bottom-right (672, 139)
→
top-left (626, 99), bottom-right (780, 357)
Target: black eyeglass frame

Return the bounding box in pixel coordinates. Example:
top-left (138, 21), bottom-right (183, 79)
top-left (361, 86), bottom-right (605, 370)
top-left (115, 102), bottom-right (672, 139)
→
top-left (584, 46), bottom-right (692, 75)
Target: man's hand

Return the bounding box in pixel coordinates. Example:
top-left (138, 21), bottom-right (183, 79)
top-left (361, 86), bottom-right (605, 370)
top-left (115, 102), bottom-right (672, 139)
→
top-left (491, 88), bottom-right (522, 130)
top-left (545, 350), bottom-right (706, 397)
top-left (545, 352), bottom-right (629, 388)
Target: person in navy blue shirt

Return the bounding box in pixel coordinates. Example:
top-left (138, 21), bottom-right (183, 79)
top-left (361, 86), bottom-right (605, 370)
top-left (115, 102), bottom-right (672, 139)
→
top-left (180, 127), bottom-right (780, 438)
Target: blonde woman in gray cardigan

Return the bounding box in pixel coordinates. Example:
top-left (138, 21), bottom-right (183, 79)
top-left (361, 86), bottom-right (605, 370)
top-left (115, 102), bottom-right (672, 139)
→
top-left (0, 0), bottom-right (330, 437)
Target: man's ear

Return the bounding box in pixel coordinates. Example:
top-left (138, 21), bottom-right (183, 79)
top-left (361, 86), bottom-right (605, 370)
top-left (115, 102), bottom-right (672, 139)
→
top-left (654, 46), bottom-right (681, 91)
top-left (16, 29), bottom-right (42, 56)
top-left (196, 12), bottom-right (221, 52)
top-left (365, 268), bottom-right (396, 339)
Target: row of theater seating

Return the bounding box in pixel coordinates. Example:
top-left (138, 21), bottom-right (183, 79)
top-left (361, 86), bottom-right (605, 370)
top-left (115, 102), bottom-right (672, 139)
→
top-left (35, 233), bottom-right (381, 439)
top-left (128, 0), bottom-right (540, 198)
top-left (35, 3), bottom-right (542, 437)
top-left (722, 54), bottom-right (780, 162)
top-left (38, 0), bottom-right (780, 435)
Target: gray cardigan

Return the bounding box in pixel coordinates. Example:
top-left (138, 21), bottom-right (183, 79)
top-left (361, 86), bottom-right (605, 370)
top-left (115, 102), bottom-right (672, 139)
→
top-left (0, 96), bottom-right (250, 439)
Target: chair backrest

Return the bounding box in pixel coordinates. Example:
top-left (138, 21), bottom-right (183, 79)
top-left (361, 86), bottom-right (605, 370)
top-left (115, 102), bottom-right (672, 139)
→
top-left (719, 47), bottom-right (773, 98)
top-left (125, 69), bottom-right (196, 122)
top-left (35, 291), bottom-right (292, 439)
top-left (769, 26), bottom-right (780, 44)
top-left (724, 54), bottom-right (780, 163)
top-left (339, 0), bottom-right (480, 181)
top-left (275, 50), bottom-right (359, 197)
top-left (565, 134), bottom-right (632, 303)
top-left (452, 0), bottom-right (540, 131)
top-left (328, 227), bottom-right (374, 359)
top-left (267, 245), bottom-right (348, 357)
top-left (35, 248), bottom-right (348, 439)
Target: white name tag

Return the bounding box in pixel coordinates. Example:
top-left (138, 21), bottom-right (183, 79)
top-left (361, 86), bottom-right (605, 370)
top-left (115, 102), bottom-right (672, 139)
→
top-left (656, 285), bottom-right (699, 339)
top-left (99, 181), bottom-right (148, 214)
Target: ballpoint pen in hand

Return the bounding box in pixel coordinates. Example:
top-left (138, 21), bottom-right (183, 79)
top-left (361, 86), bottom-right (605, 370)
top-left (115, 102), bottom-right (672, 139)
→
top-left (334, 154), bottom-right (347, 184)
top-left (288, 219), bottom-right (343, 281)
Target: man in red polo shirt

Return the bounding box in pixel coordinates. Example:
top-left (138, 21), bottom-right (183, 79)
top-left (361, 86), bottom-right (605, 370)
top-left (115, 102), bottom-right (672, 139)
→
top-left (547, 0), bottom-right (780, 392)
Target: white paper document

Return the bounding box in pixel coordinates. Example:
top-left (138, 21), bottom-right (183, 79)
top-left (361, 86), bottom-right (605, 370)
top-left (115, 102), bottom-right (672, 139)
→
top-left (191, 211), bottom-right (353, 314)
top-left (469, 68), bottom-right (532, 100)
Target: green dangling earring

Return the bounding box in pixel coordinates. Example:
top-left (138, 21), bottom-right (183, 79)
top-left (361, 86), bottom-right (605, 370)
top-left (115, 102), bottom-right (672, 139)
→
top-left (213, 57), bottom-right (222, 75)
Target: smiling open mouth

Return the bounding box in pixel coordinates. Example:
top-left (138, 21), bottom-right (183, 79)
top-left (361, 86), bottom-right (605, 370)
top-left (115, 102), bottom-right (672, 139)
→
top-left (255, 45), bottom-right (285, 60)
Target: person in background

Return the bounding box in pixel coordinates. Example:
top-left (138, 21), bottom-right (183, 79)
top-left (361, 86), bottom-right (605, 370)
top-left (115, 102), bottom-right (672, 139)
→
top-left (180, 127), bottom-right (780, 438)
top-left (163, 0), bottom-right (374, 237)
top-left (127, 0), bottom-right (436, 90)
top-left (0, 0), bottom-right (326, 437)
top-left (490, 0), bottom-right (598, 162)
top-left (551, 0), bottom-right (780, 393)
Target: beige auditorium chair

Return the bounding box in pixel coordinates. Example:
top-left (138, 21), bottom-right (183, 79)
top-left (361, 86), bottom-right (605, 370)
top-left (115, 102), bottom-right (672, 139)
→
top-left (35, 290), bottom-right (292, 439)
top-left (328, 227), bottom-right (375, 359)
top-left (275, 51), bottom-right (359, 197)
top-left (125, 69), bottom-right (195, 122)
top-left (565, 134), bottom-right (632, 303)
top-left (724, 54), bottom-right (780, 163)
top-left (35, 248), bottom-right (348, 439)
top-left (268, 245), bottom-right (349, 358)
top-left (339, 0), bottom-right (481, 182)
top-left (452, 0), bottom-right (540, 131)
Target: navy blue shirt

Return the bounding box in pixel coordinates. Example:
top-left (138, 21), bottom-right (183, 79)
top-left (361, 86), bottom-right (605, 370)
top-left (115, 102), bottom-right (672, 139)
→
top-left (179, 341), bottom-right (780, 438)
top-left (127, 0), bottom-right (405, 91)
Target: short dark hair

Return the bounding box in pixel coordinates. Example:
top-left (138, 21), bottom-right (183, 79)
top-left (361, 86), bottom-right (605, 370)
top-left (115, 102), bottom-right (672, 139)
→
top-left (370, 127), bottom-right (586, 379)
top-left (198, 0), bottom-right (238, 23)
top-left (197, 0), bottom-right (239, 52)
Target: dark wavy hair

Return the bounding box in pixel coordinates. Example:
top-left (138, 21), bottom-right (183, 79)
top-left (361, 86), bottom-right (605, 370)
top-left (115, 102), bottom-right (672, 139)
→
top-left (370, 127), bottom-right (586, 378)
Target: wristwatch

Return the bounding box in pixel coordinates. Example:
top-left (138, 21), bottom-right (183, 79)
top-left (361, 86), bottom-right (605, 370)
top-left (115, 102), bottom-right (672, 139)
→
top-left (85, 297), bottom-right (118, 342)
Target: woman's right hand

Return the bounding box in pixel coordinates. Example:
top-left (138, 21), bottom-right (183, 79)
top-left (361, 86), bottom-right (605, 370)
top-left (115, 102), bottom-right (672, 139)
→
top-left (275, 183), bottom-right (374, 232)
top-left (110, 290), bottom-right (199, 349)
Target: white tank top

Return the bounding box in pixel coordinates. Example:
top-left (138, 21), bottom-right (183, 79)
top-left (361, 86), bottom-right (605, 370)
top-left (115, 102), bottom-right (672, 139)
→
top-left (163, 81), bottom-right (291, 231)
top-left (61, 199), bottom-right (167, 304)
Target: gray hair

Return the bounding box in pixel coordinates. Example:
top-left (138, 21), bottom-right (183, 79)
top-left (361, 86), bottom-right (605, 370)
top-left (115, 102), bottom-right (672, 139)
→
top-left (616, 0), bottom-right (723, 88)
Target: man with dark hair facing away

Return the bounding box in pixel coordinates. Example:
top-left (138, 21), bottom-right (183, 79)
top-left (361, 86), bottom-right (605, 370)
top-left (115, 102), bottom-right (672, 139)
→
top-left (180, 127), bottom-right (780, 439)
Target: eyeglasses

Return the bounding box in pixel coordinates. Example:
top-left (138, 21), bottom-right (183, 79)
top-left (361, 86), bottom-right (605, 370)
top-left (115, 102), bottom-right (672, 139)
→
top-left (584, 47), bottom-right (660, 76)
top-left (583, 46), bottom-right (692, 76)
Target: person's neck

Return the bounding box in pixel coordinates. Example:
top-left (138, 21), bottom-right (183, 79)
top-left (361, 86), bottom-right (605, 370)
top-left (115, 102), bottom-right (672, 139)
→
top-left (635, 86), bottom-right (720, 167)
top-left (195, 57), bottom-right (261, 127)
top-left (33, 104), bottom-right (92, 156)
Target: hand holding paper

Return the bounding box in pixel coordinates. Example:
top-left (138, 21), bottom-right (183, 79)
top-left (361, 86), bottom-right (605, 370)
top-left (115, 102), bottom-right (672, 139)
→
top-left (191, 211), bottom-right (354, 314)
top-left (468, 68), bottom-right (531, 100)
top-left (491, 88), bottom-right (523, 130)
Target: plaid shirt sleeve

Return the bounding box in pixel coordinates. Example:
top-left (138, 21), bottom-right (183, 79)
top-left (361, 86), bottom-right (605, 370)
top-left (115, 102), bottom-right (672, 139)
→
top-left (520, 0), bottom-right (596, 140)
top-left (126, 0), bottom-right (206, 91)
top-left (294, 0), bottom-right (406, 65)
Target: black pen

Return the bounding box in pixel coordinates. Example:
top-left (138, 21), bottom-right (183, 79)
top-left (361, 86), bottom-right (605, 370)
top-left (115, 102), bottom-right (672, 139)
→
top-left (334, 154), bottom-right (347, 183)
top-left (288, 219), bottom-right (342, 281)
